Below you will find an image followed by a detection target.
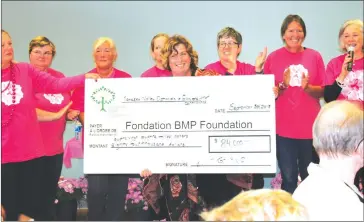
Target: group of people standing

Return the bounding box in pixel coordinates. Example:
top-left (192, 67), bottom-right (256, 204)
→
top-left (1, 13), bottom-right (363, 221)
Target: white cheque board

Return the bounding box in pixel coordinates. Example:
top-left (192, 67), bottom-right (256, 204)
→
top-left (84, 75), bottom-right (276, 174)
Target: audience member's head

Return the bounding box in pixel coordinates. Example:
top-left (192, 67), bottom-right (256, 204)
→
top-left (313, 100), bottom-right (363, 169)
top-left (200, 189), bottom-right (308, 221)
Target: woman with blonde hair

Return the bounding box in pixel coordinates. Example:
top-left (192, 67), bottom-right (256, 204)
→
top-left (324, 19), bottom-right (363, 103)
top-left (141, 33), bottom-right (171, 77)
top-left (1, 29), bottom-right (99, 221)
top-left (69, 37), bottom-right (132, 221)
top-left (323, 19), bottom-right (363, 195)
top-left (200, 189), bottom-right (308, 221)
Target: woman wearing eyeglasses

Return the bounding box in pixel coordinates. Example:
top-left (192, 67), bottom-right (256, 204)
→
top-left (28, 36), bottom-right (80, 220)
top-left (197, 27), bottom-right (267, 209)
top-left (205, 27), bottom-right (267, 75)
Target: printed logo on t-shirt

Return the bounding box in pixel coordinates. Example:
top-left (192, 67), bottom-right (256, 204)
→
top-left (1, 81), bottom-right (24, 106)
top-left (341, 70), bottom-right (363, 101)
top-left (285, 64), bottom-right (308, 87)
top-left (44, 94), bottom-right (64, 104)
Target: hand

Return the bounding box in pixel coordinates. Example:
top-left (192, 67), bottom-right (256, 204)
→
top-left (18, 214), bottom-right (34, 221)
top-left (85, 73), bottom-right (101, 81)
top-left (1, 205), bottom-right (5, 221)
top-left (283, 68), bottom-right (291, 87)
top-left (67, 109), bottom-right (80, 120)
top-left (56, 101), bottom-right (73, 120)
top-left (255, 46), bottom-right (268, 72)
top-left (273, 86), bottom-right (279, 98)
top-left (337, 53), bottom-right (352, 82)
top-left (301, 73), bottom-right (309, 90)
top-left (11, 60), bottom-right (18, 64)
top-left (140, 169), bottom-right (152, 178)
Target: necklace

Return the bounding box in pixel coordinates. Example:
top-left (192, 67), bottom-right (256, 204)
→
top-left (1, 63), bottom-right (17, 128)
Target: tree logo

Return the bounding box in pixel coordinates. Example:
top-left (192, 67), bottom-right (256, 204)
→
top-left (91, 86), bottom-right (115, 112)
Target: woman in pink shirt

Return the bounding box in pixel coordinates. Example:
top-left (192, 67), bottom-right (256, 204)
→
top-left (264, 15), bottom-right (325, 194)
top-left (28, 36), bottom-right (80, 220)
top-left (1, 30), bottom-right (99, 221)
top-left (70, 37), bottom-right (132, 221)
top-left (141, 35), bottom-right (255, 221)
top-left (205, 27), bottom-right (267, 75)
top-left (141, 33), bottom-right (172, 77)
top-left (323, 19), bottom-right (363, 194)
top-left (200, 27), bottom-right (267, 207)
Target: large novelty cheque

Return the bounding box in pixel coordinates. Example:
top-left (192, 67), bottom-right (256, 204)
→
top-left (84, 75), bottom-right (276, 174)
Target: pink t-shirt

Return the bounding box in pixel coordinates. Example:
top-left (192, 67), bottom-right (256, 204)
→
top-left (71, 68), bottom-right (132, 112)
top-left (264, 47), bottom-right (325, 139)
top-left (1, 62), bottom-right (85, 164)
top-left (70, 67), bottom-right (132, 150)
top-left (140, 66), bottom-right (172, 77)
top-left (325, 54), bottom-right (363, 101)
top-left (35, 68), bottom-right (71, 156)
top-left (204, 60), bottom-right (256, 75)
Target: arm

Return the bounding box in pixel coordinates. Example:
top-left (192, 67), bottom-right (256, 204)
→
top-left (304, 84), bottom-right (324, 98)
top-left (36, 101), bottom-right (73, 122)
top-left (69, 86), bottom-right (85, 125)
top-left (1, 205), bottom-right (5, 221)
top-left (29, 64), bottom-right (98, 94)
top-left (324, 81), bottom-right (342, 103)
top-left (255, 46), bottom-right (268, 73)
top-left (79, 112), bottom-right (85, 126)
top-left (323, 55), bottom-right (351, 102)
top-left (140, 169), bottom-right (153, 178)
top-left (302, 54), bottom-right (326, 99)
top-left (66, 109), bottom-right (80, 121)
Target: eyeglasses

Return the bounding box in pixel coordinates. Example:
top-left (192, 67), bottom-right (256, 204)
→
top-left (32, 50), bottom-right (53, 57)
top-left (218, 42), bottom-right (239, 48)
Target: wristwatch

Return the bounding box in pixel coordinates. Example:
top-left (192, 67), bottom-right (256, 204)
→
top-left (336, 79), bottom-right (345, 88)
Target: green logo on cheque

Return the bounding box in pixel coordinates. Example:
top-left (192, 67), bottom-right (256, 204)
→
top-left (91, 86), bottom-right (115, 112)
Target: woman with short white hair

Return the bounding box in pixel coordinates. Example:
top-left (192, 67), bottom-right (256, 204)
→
top-left (293, 100), bottom-right (363, 221)
top-left (324, 19), bottom-right (363, 102)
top-left (323, 19), bottom-right (363, 195)
top-left (70, 37), bottom-right (132, 221)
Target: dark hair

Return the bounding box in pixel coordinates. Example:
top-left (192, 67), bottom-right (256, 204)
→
top-left (28, 36), bottom-right (56, 57)
top-left (280, 14), bottom-right (307, 41)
